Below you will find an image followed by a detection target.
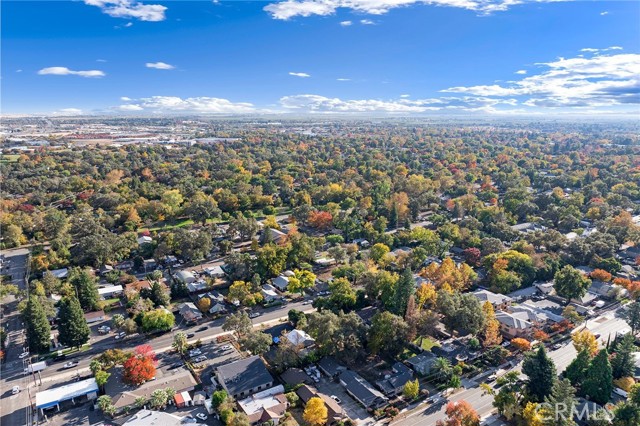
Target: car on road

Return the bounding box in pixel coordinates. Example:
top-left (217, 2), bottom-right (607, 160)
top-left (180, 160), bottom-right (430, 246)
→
top-left (302, 300), bottom-right (312, 305)
top-left (221, 345), bottom-right (232, 351)
top-left (487, 373), bottom-right (497, 382)
top-left (330, 395), bottom-right (341, 404)
top-left (249, 311), bottom-right (262, 319)
top-left (19, 352), bottom-right (29, 359)
top-left (196, 326), bottom-right (208, 332)
top-left (187, 333), bottom-right (195, 338)
top-left (552, 343), bottom-right (563, 350)
top-left (196, 413), bottom-right (208, 421)
top-left (63, 361), bottom-right (79, 369)
top-left (114, 332), bottom-right (126, 340)
top-left (52, 354), bottom-right (66, 362)
top-left (193, 355), bottom-right (207, 363)
top-left (98, 326), bottom-right (111, 334)
top-left (189, 349), bottom-right (202, 357)
top-left (426, 395), bottom-right (443, 404)
top-left (12, 386), bottom-right (20, 394)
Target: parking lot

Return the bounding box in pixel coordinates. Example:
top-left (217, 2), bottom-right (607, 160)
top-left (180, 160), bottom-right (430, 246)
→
top-left (186, 341), bottom-right (241, 374)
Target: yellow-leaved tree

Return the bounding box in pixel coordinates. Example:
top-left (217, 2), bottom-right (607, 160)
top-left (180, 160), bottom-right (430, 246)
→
top-left (572, 329), bottom-right (598, 356)
top-left (303, 397), bottom-right (327, 426)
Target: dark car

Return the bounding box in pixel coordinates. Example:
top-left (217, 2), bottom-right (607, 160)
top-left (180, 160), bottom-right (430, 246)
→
top-left (196, 326), bottom-right (208, 332)
top-left (187, 333), bottom-right (195, 338)
top-left (52, 354), bottom-right (67, 362)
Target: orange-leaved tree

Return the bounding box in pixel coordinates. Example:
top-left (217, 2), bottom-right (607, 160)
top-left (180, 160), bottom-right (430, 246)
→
top-left (123, 345), bottom-right (157, 386)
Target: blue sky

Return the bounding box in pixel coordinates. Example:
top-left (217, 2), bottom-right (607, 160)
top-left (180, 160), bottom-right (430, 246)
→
top-left (2, 0), bottom-right (639, 116)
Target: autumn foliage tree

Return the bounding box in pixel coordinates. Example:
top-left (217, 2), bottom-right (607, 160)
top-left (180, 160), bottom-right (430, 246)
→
top-left (436, 400), bottom-right (480, 426)
top-left (123, 345), bottom-right (157, 386)
top-left (307, 210), bottom-right (333, 231)
top-left (590, 268), bottom-right (612, 282)
top-left (481, 301), bottom-right (502, 347)
top-left (511, 338), bottom-right (531, 352)
top-left (303, 397), bottom-right (328, 426)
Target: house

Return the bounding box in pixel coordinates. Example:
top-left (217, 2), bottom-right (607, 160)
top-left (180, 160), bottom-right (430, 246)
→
top-left (352, 239), bottom-right (370, 248)
top-left (261, 284), bottom-right (279, 302)
top-left (406, 352), bottom-right (437, 376)
top-left (318, 357), bottom-right (347, 379)
top-left (496, 311), bottom-right (532, 338)
top-left (204, 265), bottom-right (225, 278)
top-left (176, 270), bottom-right (196, 284)
top-left (472, 289), bottom-right (512, 309)
top-left (296, 385), bottom-right (345, 424)
top-left (216, 356), bottom-right (275, 399)
top-left (178, 302), bottom-right (203, 323)
top-left (281, 368), bottom-right (311, 386)
top-left (109, 368), bottom-right (197, 412)
top-left (535, 281), bottom-right (555, 295)
top-left (314, 257), bottom-right (336, 267)
top-left (587, 281), bottom-right (618, 299)
top-left (339, 370), bottom-right (388, 409)
top-left (199, 291), bottom-right (224, 304)
top-left (187, 281), bottom-right (209, 293)
top-left (511, 302), bottom-right (564, 325)
top-left (356, 306), bottom-right (379, 326)
top-left (137, 236), bottom-right (153, 245)
top-left (285, 329), bottom-right (315, 348)
top-left (49, 268), bottom-right (69, 279)
top-left (174, 390), bottom-right (193, 408)
top-left (143, 259), bottom-right (158, 271)
top-left (238, 385), bottom-right (288, 425)
top-left (98, 285), bottom-right (123, 299)
top-left (510, 222), bottom-right (543, 234)
top-left (261, 227), bottom-right (288, 244)
top-left (83, 310), bottom-right (105, 324)
top-left (375, 362), bottom-right (414, 397)
top-left (272, 275), bottom-right (290, 292)
top-left (123, 410), bottom-right (186, 426)
top-left (99, 265), bottom-right (114, 276)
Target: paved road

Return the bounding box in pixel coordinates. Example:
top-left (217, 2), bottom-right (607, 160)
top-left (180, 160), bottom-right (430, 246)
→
top-left (0, 292), bottom-right (314, 425)
top-left (0, 248), bottom-right (31, 426)
top-left (390, 307), bottom-right (629, 426)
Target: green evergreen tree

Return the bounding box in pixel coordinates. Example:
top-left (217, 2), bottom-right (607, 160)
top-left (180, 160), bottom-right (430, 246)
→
top-left (68, 267), bottom-right (99, 311)
top-left (24, 297), bottom-right (52, 353)
top-left (149, 281), bottom-right (170, 307)
top-left (564, 349), bottom-right (591, 388)
top-left (522, 345), bottom-right (557, 402)
top-left (622, 301), bottom-right (640, 335)
top-left (58, 295), bottom-right (91, 349)
top-left (611, 334), bottom-right (636, 379)
top-left (582, 348), bottom-right (613, 405)
top-left (391, 267), bottom-right (415, 316)
top-left (543, 379), bottom-right (577, 426)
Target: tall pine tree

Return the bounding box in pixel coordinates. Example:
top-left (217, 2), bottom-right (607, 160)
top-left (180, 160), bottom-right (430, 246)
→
top-left (391, 267), bottom-right (415, 317)
top-left (543, 379), bottom-right (578, 426)
top-left (522, 345), bottom-right (557, 402)
top-left (582, 348), bottom-right (613, 405)
top-left (68, 267), bottom-right (99, 311)
top-left (58, 295), bottom-right (90, 350)
top-left (611, 334), bottom-right (636, 379)
top-left (24, 297), bottom-right (51, 353)
top-left (564, 349), bottom-right (591, 388)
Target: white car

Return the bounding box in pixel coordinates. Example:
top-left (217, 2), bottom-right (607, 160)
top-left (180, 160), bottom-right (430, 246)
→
top-left (114, 332), bottom-right (126, 340)
top-left (63, 361), bottom-right (79, 369)
top-left (12, 386), bottom-right (20, 395)
top-left (193, 355), bottom-right (207, 363)
top-left (189, 349), bottom-right (202, 356)
top-left (221, 345), bottom-right (231, 350)
top-left (302, 300), bottom-right (312, 305)
top-left (330, 395), bottom-right (341, 404)
top-left (196, 413), bottom-right (208, 421)
top-left (18, 352), bottom-right (29, 359)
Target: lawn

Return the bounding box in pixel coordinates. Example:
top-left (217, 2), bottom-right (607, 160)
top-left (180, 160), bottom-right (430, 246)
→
top-left (0, 154), bottom-right (20, 163)
top-left (415, 336), bottom-right (440, 351)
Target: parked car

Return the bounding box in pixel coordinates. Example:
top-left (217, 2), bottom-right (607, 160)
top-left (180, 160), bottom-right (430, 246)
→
top-left (114, 332), bottom-right (126, 340)
top-left (249, 312), bottom-right (261, 319)
top-left (189, 349), bottom-right (202, 357)
top-left (52, 354), bottom-right (67, 362)
top-left (196, 326), bottom-right (208, 332)
top-left (18, 352), bottom-right (29, 359)
top-left (221, 345), bottom-right (231, 351)
top-left (187, 333), bottom-right (195, 338)
top-left (98, 326), bottom-right (111, 334)
top-left (12, 386), bottom-right (20, 395)
top-left (63, 361), bottom-right (79, 369)
top-left (330, 395), bottom-right (341, 404)
top-left (196, 413), bottom-right (208, 421)
top-left (302, 300), bottom-right (312, 305)
top-left (552, 343), bottom-right (563, 350)
top-left (193, 355), bottom-right (207, 363)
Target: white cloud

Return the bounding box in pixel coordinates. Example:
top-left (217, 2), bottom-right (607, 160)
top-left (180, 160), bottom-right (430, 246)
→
top-left (442, 52), bottom-right (640, 108)
top-left (16, 69), bottom-right (23, 73)
top-left (115, 96), bottom-right (257, 113)
top-left (581, 46), bottom-right (624, 54)
top-left (124, 22), bottom-right (133, 27)
top-left (264, 0), bottom-right (565, 20)
top-left (600, 11), bottom-right (608, 16)
top-left (96, 59), bottom-right (108, 62)
top-left (119, 104), bottom-right (144, 111)
top-left (38, 66), bottom-right (106, 78)
top-left (360, 19), bottom-right (375, 25)
top-left (340, 20), bottom-right (352, 26)
top-left (53, 108), bottom-right (84, 116)
top-left (84, 0), bottom-right (166, 21)
top-left (515, 70), bottom-right (527, 74)
top-left (289, 72), bottom-right (311, 78)
top-left (146, 62), bottom-right (175, 70)
top-left (400, 94), bottom-right (410, 98)
top-left (120, 96), bottom-right (132, 101)
top-left (337, 78), bottom-right (351, 81)
top-left (279, 94), bottom-right (514, 113)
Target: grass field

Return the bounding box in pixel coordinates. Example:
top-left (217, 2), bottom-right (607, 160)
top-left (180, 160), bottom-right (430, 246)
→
top-left (0, 154), bottom-right (20, 163)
